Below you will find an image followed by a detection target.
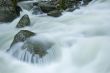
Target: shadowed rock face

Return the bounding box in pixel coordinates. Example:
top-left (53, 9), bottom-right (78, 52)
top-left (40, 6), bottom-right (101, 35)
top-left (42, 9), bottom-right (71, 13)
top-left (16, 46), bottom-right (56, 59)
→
top-left (10, 30), bottom-right (35, 47)
top-left (16, 14), bottom-right (30, 28)
top-left (0, 0), bottom-right (20, 22)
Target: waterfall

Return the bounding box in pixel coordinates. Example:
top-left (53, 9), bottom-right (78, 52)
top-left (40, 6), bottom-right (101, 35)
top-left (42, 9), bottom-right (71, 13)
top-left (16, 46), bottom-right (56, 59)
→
top-left (0, 0), bottom-right (110, 73)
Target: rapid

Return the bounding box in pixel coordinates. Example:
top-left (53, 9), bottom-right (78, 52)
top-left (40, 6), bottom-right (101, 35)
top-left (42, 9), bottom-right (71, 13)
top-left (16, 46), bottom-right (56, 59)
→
top-left (0, 0), bottom-right (110, 73)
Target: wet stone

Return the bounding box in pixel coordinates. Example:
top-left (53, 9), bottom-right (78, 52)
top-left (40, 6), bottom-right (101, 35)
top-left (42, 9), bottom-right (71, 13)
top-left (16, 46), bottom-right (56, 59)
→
top-left (22, 38), bottom-right (53, 58)
top-left (10, 30), bottom-right (35, 47)
top-left (16, 14), bottom-right (31, 28)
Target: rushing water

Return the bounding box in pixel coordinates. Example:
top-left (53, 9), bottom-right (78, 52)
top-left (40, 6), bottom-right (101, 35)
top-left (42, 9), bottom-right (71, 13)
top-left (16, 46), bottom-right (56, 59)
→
top-left (0, 0), bottom-right (110, 73)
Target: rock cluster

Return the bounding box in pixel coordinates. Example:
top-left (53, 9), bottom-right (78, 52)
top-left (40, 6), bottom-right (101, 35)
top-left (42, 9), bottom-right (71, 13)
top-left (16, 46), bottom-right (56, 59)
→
top-left (0, 0), bottom-right (92, 22)
top-left (32, 0), bottom-right (92, 17)
top-left (4, 0), bottom-right (92, 63)
top-left (0, 0), bottom-right (21, 22)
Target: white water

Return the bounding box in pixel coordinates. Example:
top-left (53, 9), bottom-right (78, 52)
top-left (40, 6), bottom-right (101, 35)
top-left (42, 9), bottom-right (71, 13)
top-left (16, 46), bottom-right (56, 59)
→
top-left (0, 0), bottom-right (110, 73)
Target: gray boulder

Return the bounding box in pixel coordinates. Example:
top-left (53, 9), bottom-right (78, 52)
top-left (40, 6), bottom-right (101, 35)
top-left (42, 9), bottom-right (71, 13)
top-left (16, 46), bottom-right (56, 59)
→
top-left (47, 10), bottom-right (62, 17)
top-left (16, 14), bottom-right (30, 28)
top-left (22, 38), bottom-right (53, 58)
top-left (10, 30), bottom-right (35, 47)
top-left (0, 0), bottom-right (20, 22)
top-left (7, 35), bottom-right (54, 63)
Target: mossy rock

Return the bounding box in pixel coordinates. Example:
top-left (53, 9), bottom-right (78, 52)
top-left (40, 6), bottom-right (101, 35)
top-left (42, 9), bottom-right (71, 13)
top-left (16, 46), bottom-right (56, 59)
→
top-left (0, 0), bottom-right (20, 22)
top-left (16, 14), bottom-right (30, 28)
top-left (47, 10), bottom-right (62, 17)
top-left (10, 30), bottom-right (35, 47)
top-left (22, 38), bottom-right (53, 58)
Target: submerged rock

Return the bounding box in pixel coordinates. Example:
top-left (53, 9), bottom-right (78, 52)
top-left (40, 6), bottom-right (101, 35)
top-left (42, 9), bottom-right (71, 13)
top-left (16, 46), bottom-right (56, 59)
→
top-left (8, 33), bottom-right (54, 63)
top-left (0, 0), bottom-right (20, 22)
top-left (10, 30), bottom-right (35, 47)
top-left (22, 38), bottom-right (53, 58)
top-left (47, 10), bottom-right (62, 17)
top-left (16, 14), bottom-right (30, 28)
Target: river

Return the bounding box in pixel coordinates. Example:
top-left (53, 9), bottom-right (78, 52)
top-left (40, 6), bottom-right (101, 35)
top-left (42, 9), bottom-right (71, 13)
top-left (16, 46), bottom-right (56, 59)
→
top-left (0, 0), bottom-right (110, 73)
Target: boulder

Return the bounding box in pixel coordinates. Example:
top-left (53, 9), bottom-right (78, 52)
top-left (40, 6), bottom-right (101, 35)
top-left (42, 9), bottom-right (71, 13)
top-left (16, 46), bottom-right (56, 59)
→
top-left (10, 30), bottom-right (35, 47)
top-left (16, 14), bottom-right (30, 28)
top-left (0, 0), bottom-right (20, 22)
top-left (47, 10), bottom-right (62, 17)
top-left (22, 38), bottom-right (53, 58)
top-left (7, 35), bottom-right (54, 63)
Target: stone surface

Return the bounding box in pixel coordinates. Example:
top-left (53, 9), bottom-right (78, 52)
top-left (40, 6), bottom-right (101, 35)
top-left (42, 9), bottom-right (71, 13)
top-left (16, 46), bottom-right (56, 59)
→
top-left (22, 38), bottom-right (53, 58)
top-left (47, 10), bottom-right (62, 17)
top-left (10, 30), bottom-right (35, 47)
top-left (16, 14), bottom-right (30, 28)
top-left (0, 0), bottom-right (20, 22)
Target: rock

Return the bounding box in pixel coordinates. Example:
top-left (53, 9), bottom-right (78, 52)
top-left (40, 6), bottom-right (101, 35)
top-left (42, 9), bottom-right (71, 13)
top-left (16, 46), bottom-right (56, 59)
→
top-left (7, 35), bottom-right (54, 63)
top-left (0, 0), bottom-right (20, 22)
top-left (22, 38), bottom-right (53, 58)
top-left (32, 0), bottom-right (92, 14)
top-left (34, 2), bottom-right (57, 13)
top-left (16, 14), bottom-right (30, 28)
top-left (10, 30), bottom-right (35, 47)
top-left (47, 10), bottom-right (62, 17)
